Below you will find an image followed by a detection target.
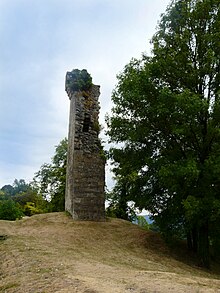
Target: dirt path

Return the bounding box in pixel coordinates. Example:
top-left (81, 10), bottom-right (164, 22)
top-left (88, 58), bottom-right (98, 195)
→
top-left (1, 213), bottom-right (220, 292)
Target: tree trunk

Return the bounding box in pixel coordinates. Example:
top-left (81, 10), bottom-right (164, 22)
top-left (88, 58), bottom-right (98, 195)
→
top-left (192, 227), bottom-right (198, 253)
top-left (187, 227), bottom-right (198, 253)
top-left (187, 232), bottom-right (193, 251)
top-left (198, 221), bottom-right (210, 269)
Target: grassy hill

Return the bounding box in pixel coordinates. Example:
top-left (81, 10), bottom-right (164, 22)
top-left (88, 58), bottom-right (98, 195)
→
top-left (1, 212), bottom-right (220, 293)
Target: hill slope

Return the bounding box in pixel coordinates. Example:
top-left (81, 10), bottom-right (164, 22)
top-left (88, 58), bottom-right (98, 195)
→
top-left (0, 212), bottom-right (220, 293)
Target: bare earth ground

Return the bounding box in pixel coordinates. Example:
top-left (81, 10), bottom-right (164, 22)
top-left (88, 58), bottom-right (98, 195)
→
top-left (1, 212), bottom-right (220, 293)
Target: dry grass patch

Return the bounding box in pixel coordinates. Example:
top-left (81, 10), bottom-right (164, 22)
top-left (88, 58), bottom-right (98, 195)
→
top-left (1, 212), bottom-right (220, 293)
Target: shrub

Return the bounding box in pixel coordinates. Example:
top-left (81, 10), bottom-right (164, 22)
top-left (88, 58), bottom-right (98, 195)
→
top-left (67, 69), bottom-right (92, 92)
top-left (23, 202), bottom-right (43, 216)
top-left (0, 199), bottom-right (23, 220)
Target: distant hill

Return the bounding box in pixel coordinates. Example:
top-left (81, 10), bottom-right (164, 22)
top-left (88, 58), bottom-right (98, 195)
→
top-left (1, 212), bottom-right (220, 293)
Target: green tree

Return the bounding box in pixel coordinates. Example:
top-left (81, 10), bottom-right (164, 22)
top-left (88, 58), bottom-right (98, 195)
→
top-left (34, 138), bottom-right (68, 212)
top-left (106, 177), bottom-right (136, 221)
top-left (1, 179), bottom-right (31, 197)
top-left (1, 184), bottom-right (14, 197)
top-left (106, 0), bottom-right (220, 268)
top-left (0, 179), bottom-right (47, 217)
top-left (13, 179), bottom-right (30, 195)
top-left (0, 199), bottom-right (23, 221)
top-left (13, 189), bottom-right (47, 216)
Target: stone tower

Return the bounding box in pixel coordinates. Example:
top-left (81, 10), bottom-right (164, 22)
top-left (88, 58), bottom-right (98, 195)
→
top-left (65, 69), bottom-right (105, 221)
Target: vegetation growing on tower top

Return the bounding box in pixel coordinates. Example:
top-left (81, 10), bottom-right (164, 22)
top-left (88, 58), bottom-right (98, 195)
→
top-left (66, 69), bottom-right (92, 92)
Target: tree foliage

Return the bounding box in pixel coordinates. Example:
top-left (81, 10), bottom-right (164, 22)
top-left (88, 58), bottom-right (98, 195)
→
top-left (66, 69), bottom-right (93, 92)
top-left (0, 199), bottom-right (23, 220)
top-left (106, 0), bottom-right (220, 268)
top-left (0, 139), bottom-right (68, 220)
top-left (1, 179), bottom-right (30, 197)
top-left (0, 179), bottom-right (47, 219)
top-left (34, 138), bottom-right (68, 212)
top-left (106, 177), bottom-right (136, 222)
top-left (13, 189), bottom-right (46, 215)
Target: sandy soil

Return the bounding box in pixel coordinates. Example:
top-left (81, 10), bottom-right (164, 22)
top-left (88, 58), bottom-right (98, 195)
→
top-left (1, 212), bottom-right (220, 293)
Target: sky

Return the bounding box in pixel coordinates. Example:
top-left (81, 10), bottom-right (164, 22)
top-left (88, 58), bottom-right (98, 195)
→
top-left (0, 0), bottom-right (171, 189)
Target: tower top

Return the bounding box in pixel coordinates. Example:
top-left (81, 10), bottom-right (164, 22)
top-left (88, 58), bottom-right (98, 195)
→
top-left (65, 69), bottom-right (93, 96)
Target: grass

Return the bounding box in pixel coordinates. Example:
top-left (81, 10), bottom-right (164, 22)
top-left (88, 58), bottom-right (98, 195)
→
top-left (1, 212), bottom-right (220, 293)
top-left (0, 283), bottom-right (19, 292)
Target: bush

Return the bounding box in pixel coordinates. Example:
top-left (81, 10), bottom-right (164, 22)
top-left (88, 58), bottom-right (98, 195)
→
top-left (23, 202), bottom-right (43, 216)
top-left (0, 199), bottom-right (23, 220)
top-left (67, 69), bottom-right (92, 92)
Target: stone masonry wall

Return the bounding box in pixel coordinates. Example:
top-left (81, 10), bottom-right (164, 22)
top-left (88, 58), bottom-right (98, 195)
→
top-left (65, 70), bottom-right (105, 221)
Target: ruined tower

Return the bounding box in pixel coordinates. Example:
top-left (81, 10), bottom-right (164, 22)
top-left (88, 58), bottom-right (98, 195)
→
top-left (65, 69), bottom-right (105, 221)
